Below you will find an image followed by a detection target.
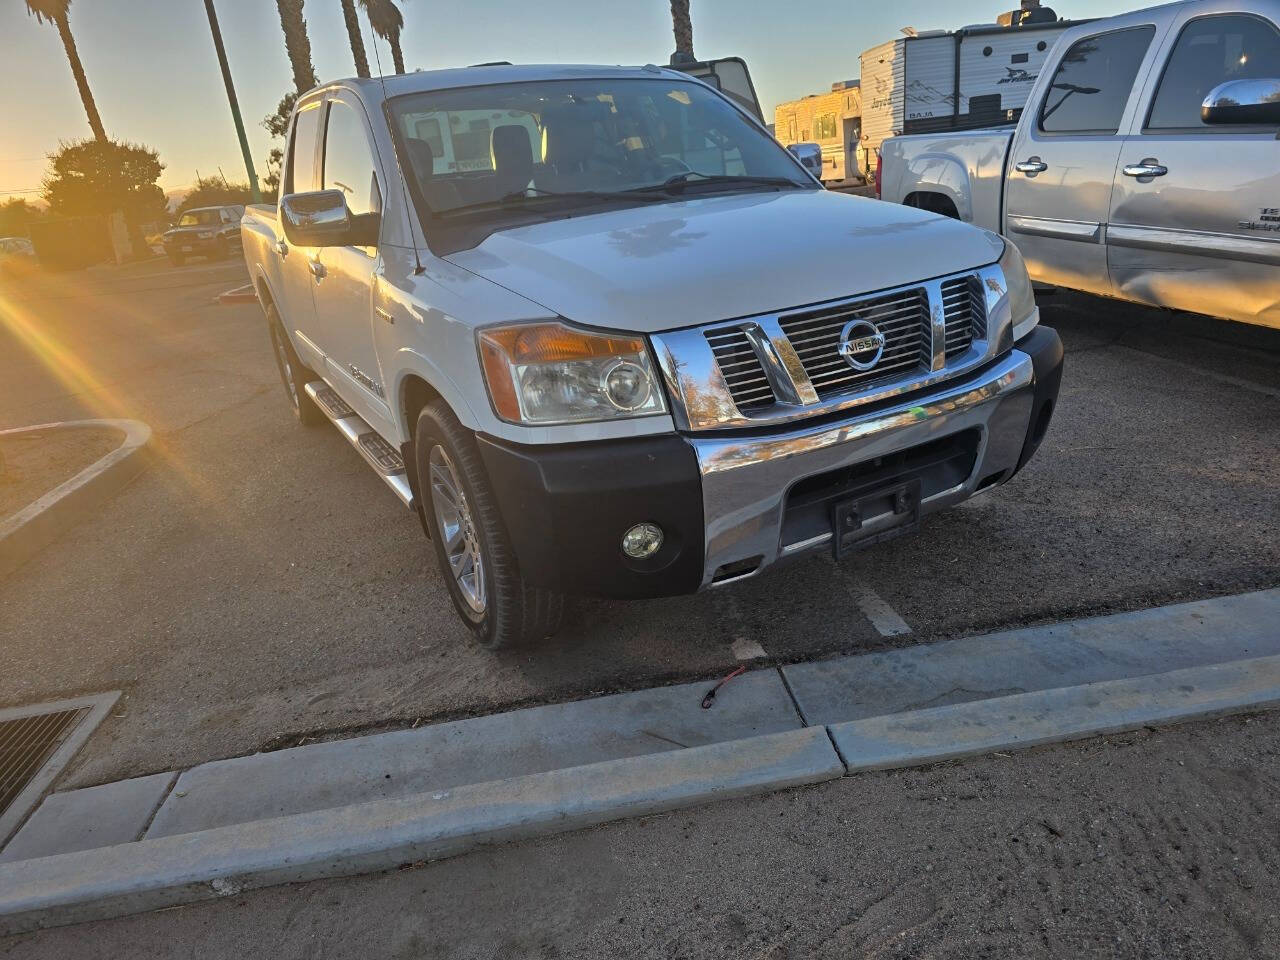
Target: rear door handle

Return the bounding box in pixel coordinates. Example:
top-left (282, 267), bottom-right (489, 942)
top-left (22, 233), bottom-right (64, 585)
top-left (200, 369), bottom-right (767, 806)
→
top-left (275, 240), bottom-right (288, 257)
top-left (1015, 157), bottom-right (1048, 175)
top-left (308, 259), bottom-right (326, 281)
top-left (1122, 159), bottom-right (1168, 179)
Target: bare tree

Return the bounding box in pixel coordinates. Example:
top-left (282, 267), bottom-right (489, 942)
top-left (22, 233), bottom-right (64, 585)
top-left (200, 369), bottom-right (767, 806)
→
top-left (25, 0), bottom-right (106, 141)
top-left (669, 0), bottom-right (694, 64)
top-left (275, 0), bottom-right (318, 94)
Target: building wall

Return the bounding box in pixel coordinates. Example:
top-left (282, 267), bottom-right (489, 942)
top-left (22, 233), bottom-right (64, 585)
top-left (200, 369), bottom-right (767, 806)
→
top-left (774, 85), bottom-right (862, 182)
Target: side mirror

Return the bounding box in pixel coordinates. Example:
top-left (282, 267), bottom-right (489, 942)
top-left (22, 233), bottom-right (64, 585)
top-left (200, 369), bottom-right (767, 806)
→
top-left (280, 190), bottom-right (380, 247)
top-left (1201, 78), bottom-right (1280, 125)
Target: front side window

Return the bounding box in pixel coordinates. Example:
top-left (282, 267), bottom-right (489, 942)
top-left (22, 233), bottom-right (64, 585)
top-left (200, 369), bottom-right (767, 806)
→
top-left (322, 100), bottom-right (381, 217)
top-left (389, 77), bottom-right (810, 219)
top-left (1039, 27), bottom-right (1156, 134)
top-left (1147, 14), bottom-right (1280, 129)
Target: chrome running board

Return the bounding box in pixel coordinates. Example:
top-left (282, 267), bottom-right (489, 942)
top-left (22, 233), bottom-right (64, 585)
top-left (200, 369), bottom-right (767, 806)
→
top-left (304, 381), bottom-right (413, 508)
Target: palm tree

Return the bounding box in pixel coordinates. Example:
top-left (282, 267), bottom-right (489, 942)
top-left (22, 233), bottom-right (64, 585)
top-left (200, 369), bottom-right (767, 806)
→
top-left (340, 0), bottom-right (370, 78)
top-left (275, 0), bottom-right (318, 95)
top-left (360, 0), bottom-right (405, 74)
top-left (24, 0), bottom-right (106, 141)
top-left (669, 0), bottom-right (694, 65)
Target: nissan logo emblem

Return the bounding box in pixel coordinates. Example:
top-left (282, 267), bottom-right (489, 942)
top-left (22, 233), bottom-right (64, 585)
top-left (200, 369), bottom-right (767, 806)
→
top-left (837, 319), bottom-right (886, 371)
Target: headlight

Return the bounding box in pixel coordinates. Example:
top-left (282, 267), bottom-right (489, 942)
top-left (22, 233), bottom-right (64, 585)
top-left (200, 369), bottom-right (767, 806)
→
top-left (999, 238), bottom-right (1038, 340)
top-left (478, 322), bottom-right (667, 425)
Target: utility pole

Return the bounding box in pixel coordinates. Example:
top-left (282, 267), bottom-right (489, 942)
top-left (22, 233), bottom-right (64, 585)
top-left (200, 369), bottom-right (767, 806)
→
top-left (203, 0), bottom-right (262, 203)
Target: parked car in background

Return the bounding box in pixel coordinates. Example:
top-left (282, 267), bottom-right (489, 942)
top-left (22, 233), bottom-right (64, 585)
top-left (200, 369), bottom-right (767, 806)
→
top-left (0, 237), bottom-right (36, 274)
top-left (162, 205), bottom-right (245, 265)
top-left (879, 0), bottom-right (1280, 328)
top-left (242, 62), bottom-right (1061, 648)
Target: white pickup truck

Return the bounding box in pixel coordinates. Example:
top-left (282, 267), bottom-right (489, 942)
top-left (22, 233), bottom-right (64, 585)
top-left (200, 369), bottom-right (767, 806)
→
top-left (879, 0), bottom-right (1280, 328)
top-left (242, 62), bottom-right (1062, 647)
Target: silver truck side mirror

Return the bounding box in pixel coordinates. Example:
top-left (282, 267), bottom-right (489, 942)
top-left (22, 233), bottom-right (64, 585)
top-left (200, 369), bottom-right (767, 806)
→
top-left (281, 190), bottom-right (380, 247)
top-left (1201, 78), bottom-right (1280, 125)
top-left (787, 143), bottom-right (824, 181)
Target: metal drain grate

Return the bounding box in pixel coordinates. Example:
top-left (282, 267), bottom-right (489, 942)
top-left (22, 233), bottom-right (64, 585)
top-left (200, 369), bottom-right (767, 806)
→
top-left (0, 707), bottom-right (90, 816)
top-left (0, 692), bottom-right (119, 850)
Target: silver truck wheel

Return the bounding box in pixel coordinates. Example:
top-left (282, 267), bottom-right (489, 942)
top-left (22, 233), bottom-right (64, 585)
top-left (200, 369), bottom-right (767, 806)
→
top-left (413, 400), bottom-right (563, 648)
top-left (266, 303), bottom-right (323, 427)
top-left (427, 444), bottom-right (486, 614)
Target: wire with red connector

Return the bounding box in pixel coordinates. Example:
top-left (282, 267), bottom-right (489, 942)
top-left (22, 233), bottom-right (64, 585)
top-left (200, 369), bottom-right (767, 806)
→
top-left (701, 665), bottom-right (748, 709)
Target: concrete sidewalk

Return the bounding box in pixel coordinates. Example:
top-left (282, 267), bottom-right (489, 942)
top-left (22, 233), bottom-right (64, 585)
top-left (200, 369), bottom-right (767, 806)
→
top-left (1, 589), bottom-right (1278, 934)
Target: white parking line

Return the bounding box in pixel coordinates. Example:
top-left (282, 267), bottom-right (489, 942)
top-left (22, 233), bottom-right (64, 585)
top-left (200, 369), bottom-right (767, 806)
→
top-left (850, 581), bottom-right (912, 637)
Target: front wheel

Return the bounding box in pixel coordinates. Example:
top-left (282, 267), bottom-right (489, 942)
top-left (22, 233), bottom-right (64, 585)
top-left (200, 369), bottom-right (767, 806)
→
top-left (414, 401), bottom-right (564, 648)
top-left (266, 303), bottom-right (324, 427)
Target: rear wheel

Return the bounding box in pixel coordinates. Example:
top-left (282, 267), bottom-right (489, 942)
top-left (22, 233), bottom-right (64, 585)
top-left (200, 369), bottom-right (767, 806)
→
top-left (414, 401), bottom-right (564, 648)
top-left (266, 303), bottom-right (324, 427)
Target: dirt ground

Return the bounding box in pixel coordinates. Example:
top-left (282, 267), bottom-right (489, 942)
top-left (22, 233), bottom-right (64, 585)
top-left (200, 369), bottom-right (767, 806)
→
top-left (0, 427), bottom-right (121, 519)
top-left (5, 709), bottom-right (1278, 959)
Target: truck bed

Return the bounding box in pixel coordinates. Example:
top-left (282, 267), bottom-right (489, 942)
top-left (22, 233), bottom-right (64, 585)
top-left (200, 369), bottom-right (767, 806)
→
top-left (878, 127), bottom-right (1014, 234)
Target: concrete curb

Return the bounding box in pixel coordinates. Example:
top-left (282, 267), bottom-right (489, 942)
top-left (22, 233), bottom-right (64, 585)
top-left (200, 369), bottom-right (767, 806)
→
top-left (0, 419), bottom-right (151, 579)
top-left (0, 727), bottom-right (843, 935)
top-left (831, 654), bottom-right (1280, 771)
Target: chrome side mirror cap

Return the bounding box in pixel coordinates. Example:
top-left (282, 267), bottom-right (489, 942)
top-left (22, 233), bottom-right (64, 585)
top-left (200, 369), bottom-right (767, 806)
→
top-left (1201, 78), bottom-right (1280, 125)
top-left (280, 190), bottom-right (380, 247)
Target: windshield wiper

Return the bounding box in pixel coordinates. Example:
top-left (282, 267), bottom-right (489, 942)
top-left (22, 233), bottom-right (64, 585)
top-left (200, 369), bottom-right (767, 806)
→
top-left (434, 186), bottom-right (672, 218)
top-left (644, 173), bottom-right (808, 193)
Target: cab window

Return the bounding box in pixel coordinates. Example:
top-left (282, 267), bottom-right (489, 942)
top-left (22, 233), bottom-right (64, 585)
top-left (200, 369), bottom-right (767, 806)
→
top-left (1039, 27), bottom-right (1155, 134)
top-left (1146, 14), bottom-right (1280, 129)
top-left (322, 100), bottom-right (382, 217)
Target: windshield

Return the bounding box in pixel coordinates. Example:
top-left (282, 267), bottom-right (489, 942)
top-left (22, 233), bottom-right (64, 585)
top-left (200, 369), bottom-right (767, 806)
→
top-left (388, 77), bottom-right (812, 218)
top-left (178, 210), bottom-right (220, 226)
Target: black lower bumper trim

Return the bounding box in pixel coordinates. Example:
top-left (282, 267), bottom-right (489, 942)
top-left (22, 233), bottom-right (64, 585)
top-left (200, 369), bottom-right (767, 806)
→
top-left (1013, 324), bottom-right (1064, 474)
top-left (476, 432), bottom-right (705, 600)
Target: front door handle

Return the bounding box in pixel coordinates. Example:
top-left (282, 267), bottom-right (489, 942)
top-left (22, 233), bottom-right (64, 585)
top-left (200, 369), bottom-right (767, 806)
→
top-left (1015, 157), bottom-right (1048, 175)
top-left (308, 259), bottom-right (326, 281)
top-left (1122, 159), bottom-right (1168, 179)
top-left (275, 240), bottom-right (288, 258)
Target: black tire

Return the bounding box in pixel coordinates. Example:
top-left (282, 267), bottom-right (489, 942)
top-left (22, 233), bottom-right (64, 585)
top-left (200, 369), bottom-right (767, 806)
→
top-left (211, 239), bottom-right (229, 261)
top-left (414, 400), bottom-right (564, 648)
top-left (265, 303), bottom-right (324, 427)
top-left (169, 253), bottom-right (184, 266)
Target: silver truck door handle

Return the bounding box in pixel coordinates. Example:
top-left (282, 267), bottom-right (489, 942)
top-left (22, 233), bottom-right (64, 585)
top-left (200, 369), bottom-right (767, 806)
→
top-left (308, 259), bottom-right (326, 281)
top-left (1122, 159), bottom-right (1168, 179)
top-left (1015, 157), bottom-right (1048, 175)
top-left (275, 240), bottom-right (289, 257)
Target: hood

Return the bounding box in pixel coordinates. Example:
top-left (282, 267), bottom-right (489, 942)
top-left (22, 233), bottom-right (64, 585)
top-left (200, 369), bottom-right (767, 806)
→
top-left (445, 189), bottom-right (1004, 333)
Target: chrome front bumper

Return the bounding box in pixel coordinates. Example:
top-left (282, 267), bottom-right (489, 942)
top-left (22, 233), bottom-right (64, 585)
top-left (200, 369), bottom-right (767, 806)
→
top-left (689, 348), bottom-right (1037, 587)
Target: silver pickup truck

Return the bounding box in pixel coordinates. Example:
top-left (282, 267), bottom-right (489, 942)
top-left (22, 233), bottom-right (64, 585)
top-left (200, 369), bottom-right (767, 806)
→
top-left (241, 62), bottom-right (1062, 648)
top-left (879, 0), bottom-right (1280, 328)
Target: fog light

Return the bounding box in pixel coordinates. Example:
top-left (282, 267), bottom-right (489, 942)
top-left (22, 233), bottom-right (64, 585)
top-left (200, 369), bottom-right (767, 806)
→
top-left (621, 522), bottom-right (663, 559)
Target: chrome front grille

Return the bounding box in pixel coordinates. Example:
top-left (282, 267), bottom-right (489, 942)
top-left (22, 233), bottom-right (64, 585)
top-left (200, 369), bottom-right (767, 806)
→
top-left (705, 327), bottom-right (774, 412)
top-left (941, 275), bottom-right (984, 358)
top-left (653, 263), bottom-right (1006, 432)
top-left (778, 287), bottom-right (932, 398)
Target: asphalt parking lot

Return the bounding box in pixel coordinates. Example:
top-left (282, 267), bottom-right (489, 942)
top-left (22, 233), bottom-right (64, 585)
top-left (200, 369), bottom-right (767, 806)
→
top-left (1, 257), bottom-right (1278, 789)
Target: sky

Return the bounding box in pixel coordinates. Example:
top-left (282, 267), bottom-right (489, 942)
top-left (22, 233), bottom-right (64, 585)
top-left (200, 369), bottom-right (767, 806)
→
top-left (0, 0), bottom-right (1123, 204)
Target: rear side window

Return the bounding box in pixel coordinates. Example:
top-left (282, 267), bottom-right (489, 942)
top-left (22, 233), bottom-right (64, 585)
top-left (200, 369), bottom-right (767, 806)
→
top-left (322, 100), bottom-right (382, 217)
top-left (286, 102), bottom-right (324, 194)
top-left (1147, 14), bottom-right (1280, 129)
top-left (1039, 27), bottom-right (1155, 134)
